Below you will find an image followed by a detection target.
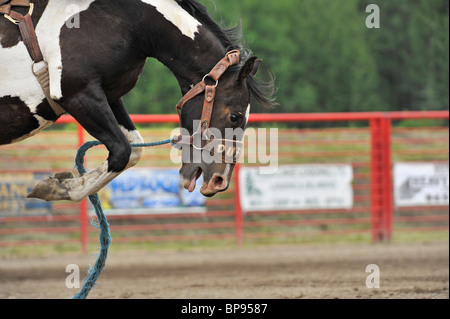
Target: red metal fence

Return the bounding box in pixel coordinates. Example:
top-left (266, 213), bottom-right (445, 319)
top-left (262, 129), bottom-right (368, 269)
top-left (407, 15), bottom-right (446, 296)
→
top-left (0, 111), bottom-right (448, 252)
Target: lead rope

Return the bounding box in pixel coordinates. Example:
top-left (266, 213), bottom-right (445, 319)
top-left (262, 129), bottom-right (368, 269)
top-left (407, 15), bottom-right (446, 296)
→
top-left (72, 139), bottom-right (173, 299)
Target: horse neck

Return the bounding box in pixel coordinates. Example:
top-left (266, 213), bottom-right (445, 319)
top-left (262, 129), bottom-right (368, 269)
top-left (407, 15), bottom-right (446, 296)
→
top-left (153, 31), bottom-right (227, 95)
top-left (129, 5), bottom-right (228, 94)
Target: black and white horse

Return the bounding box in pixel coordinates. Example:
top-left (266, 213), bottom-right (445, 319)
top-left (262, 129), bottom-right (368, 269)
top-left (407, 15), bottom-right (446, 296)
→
top-left (0, 0), bottom-right (275, 202)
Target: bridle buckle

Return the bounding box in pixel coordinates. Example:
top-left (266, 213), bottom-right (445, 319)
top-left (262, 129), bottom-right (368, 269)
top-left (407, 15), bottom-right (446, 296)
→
top-left (202, 74), bottom-right (219, 88)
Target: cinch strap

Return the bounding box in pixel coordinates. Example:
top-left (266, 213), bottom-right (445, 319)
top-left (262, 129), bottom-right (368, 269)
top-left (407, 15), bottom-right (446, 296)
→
top-left (4, 1), bottom-right (66, 116)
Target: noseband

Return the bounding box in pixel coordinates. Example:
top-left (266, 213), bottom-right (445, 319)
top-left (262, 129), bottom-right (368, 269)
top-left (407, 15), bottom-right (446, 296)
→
top-left (172, 50), bottom-right (244, 164)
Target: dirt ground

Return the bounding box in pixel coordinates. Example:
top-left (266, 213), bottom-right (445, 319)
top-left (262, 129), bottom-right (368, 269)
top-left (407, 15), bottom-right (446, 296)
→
top-left (0, 241), bottom-right (448, 299)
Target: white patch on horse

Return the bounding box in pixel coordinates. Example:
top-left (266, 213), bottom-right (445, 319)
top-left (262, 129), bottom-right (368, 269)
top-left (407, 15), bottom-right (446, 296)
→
top-left (35, 0), bottom-right (96, 100)
top-left (223, 164), bottom-right (231, 177)
top-left (245, 104), bottom-right (251, 124)
top-left (140, 0), bottom-right (202, 40)
top-left (119, 126), bottom-right (145, 168)
top-left (0, 42), bottom-right (54, 141)
top-left (0, 43), bottom-right (45, 108)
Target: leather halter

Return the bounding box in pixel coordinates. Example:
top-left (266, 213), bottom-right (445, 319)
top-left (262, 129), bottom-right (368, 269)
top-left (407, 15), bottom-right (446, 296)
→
top-left (172, 50), bottom-right (245, 164)
top-left (176, 50), bottom-right (241, 133)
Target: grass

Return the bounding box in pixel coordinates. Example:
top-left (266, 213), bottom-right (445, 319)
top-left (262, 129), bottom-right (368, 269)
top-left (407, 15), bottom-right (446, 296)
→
top-left (0, 229), bottom-right (448, 259)
top-left (392, 229), bottom-right (449, 243)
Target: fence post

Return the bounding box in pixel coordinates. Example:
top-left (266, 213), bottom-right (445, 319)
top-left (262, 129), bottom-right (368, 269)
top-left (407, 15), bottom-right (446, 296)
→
top-left (234, 163), bottom-right (243, 248)
top-left (77, 124), bottom-right (89, 254)
top-left (370, 116), bottom-right (393, 242)
top-left (381, 117), bottom-right (393, 241)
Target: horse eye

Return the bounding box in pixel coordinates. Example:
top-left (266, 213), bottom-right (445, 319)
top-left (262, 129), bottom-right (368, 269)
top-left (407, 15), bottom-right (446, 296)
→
top-left (230, 114), bottom-right (242, 125)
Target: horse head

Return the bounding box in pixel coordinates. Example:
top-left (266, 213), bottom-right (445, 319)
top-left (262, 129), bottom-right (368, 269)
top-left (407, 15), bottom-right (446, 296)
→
top-left (176, 54), bottom-right (262, 197)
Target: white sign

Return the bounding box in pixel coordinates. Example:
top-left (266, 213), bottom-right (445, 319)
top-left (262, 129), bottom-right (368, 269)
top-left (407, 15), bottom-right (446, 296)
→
top-left (239, 164), bottom-right (354, 212)
top-left (394, 163), bottom-right (449, 207)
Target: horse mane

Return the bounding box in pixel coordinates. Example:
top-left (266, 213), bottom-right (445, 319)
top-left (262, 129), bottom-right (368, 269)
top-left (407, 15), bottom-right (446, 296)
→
top-left (176, 0), bottom-right (278, 109)
top-left (176, 0), bottom-right (239, 50)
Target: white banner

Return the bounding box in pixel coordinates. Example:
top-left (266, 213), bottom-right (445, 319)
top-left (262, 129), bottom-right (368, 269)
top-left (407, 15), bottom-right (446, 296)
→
top-left (394, 162), bottom-right (449, 207)
top-left (239, 164), bottom-right (354, 212)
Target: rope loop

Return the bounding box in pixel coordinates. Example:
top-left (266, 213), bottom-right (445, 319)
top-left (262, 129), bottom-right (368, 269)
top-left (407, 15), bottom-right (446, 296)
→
top-left (73, 138), bottom-right (172, 299)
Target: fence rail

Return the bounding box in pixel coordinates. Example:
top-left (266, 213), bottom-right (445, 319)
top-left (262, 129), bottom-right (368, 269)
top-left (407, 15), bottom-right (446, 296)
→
top-left (0, 111), bottom-right (448, 252)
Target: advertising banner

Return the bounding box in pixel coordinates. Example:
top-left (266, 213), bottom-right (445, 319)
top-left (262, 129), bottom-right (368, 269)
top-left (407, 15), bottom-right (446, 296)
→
top-left (0, 173), bottom-right (52, 216)
top-left (239, 164), bottom-right (354, 212)
top-left (97, 168), bottom-right (207, 215)
top-left (394, 162), bottom-right (449, 207)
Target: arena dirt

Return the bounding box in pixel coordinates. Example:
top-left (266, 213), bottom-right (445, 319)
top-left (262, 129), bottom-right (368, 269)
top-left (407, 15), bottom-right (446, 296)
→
top-left (0, 241), bottom-right (448, 299)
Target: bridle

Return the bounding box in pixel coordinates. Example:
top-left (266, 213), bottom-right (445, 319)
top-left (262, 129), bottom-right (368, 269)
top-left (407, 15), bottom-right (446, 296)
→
top-left (172, 50), bottom-right (244, 164)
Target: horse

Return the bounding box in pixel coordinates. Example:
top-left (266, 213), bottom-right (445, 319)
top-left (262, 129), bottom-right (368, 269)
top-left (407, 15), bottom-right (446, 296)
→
top-left (0, 0), bottom-right (276, 202)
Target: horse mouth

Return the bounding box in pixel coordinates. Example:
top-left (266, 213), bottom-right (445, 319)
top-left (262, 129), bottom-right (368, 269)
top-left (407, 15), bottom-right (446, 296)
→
top-left (184, 167), bottom-right (203, 193)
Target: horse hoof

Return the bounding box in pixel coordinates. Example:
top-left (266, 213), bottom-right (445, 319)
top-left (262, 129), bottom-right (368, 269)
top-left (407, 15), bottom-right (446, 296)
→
top-left (27, 172), bottom-right (74, 201)
top-left (54, 171), bottom-right (76, 181)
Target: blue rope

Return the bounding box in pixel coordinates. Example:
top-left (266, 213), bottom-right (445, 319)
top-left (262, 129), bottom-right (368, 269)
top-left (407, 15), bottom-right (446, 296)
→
top-left (72, 139), bottom-right (172, 299)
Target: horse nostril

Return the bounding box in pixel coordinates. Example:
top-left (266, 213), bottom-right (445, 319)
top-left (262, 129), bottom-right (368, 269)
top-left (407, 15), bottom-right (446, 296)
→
top-left (214, 176), bottom-right (224, 188)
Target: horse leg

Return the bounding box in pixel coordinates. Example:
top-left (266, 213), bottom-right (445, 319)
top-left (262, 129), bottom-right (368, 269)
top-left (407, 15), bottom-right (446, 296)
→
top-left (28, 87), bottom-right (144, 202)
top-left (109, 98), bottom-right (144, 169)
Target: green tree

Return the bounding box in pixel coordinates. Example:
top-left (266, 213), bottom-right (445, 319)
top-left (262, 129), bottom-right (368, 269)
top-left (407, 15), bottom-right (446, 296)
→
top-left (122, 0), bottom-right (449, 115)
top-left (123, 60), bottom-right (180, 114)
top-left (361, 0), bottom-right (449, 110)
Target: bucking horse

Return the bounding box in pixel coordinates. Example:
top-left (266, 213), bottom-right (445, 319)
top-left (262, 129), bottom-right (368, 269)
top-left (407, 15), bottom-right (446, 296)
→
top-left (0, 0), bottom-right (276, 202)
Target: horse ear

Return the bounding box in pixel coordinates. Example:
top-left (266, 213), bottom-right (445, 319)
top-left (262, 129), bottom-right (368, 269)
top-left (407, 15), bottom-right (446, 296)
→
top-left (238, 57), bottom-right (258, 82)
top-left (251, 59), bottom-right (263, 77)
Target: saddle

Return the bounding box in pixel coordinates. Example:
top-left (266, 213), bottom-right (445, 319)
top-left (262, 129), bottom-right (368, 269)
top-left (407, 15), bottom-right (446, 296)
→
top-left (1, 0), bottom-right (65, 116)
